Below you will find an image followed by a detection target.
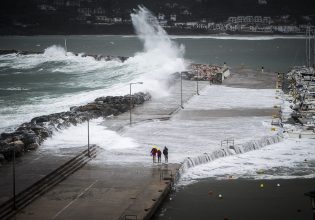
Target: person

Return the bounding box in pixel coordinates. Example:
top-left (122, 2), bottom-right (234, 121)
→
top-left (163, 146), bottom-right (168, 163)
top-left (150, 146), bottom-right (157, 163)
top-left (157, 148), bottom-right (162, 163)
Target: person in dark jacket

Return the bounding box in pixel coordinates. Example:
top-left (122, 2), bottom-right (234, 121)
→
top-left (151, 146), bottom-right (157, 163)
top-left (163, 146), bottom-right (168, 163)
top-left (157, 148), bottom-right (162, 163)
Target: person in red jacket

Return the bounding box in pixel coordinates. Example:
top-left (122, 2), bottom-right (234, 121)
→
top-left (150, 146), bottom-right (157, 163)
top-left (157, 148), bottom-right (162, 163)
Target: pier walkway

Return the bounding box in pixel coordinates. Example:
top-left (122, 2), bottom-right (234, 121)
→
top-left (1, 68), bottom-right (278, 220)
top-left (0, 78), bottom-right (208, 220)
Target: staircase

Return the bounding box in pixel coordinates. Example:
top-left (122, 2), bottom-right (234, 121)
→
top-left (0, 145), bottom-right (99, 220)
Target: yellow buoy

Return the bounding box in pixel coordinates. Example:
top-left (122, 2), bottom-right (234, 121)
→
top-left (260, 183), bottom-right (264, 188)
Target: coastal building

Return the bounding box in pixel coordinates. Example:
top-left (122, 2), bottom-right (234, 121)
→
top-left (174, 22), bottom-right (186, 28)
top-left (113, 17), bottom-right (122, 23)
top-left (273, 25), bottom-right (300, 33)
top-left (228, 17), bottom-right (237, 23)
top-left (237, 16), bottom-right (245, 23)
top-left (158, 20), bottom-right (168, 27)
top-left (93, 7), bottom-right (106, 15)
top-left (158, 13), bottom-right (165, 20)
top-left (207, 22), bottom-right (215, 30)
top-left (170, 14), bottom-right (177, 22)
top-left (95, 16), bottom-right (111, 23)
top-left (254, 16), bottom-right (263, 23)
top-left (244, 16), bottom-right (254, 23)
top-left (250, 25), bottom-right (257, 32)
top-left (263, 17), bottom-right (272, 24)
top-left (78, 8), bottom-right (92, 16)
top-left (186, 22), bottom-right (198, 28)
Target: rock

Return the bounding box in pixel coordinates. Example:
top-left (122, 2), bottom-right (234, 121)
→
top-left (1, 140), bottom-right (25, 159)
top-left (27, 143), bottom-right (39, 150)
top-left (31, 115), bottom-right (50, 124)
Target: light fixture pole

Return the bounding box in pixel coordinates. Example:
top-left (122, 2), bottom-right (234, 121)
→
top-left (129, 82), bottom-right (143, 126)
top-left (180, 72), bottom-right (184, 108)
top-left (87, 118), bottom-right (90, 157)
top-left (196, 72), bottom-right (200, 95)
top-left (12, 147), bottom-right (16, 210)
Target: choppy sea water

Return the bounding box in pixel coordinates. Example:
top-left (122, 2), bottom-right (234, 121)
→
top-left (0, 35), bottom-right (307, 133)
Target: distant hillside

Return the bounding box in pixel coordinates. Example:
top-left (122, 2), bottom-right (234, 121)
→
top-left (0, 0), bottom-right (314, 35)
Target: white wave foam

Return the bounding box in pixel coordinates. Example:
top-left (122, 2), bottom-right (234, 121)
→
top-left (179, 138), bottom-right (315, 185)
top-left (0, 87), bottom-right (29, 91)
top-left (130, 6), bottom-right (187, 98)
top-left (42, 118), bottom-right (139, 153)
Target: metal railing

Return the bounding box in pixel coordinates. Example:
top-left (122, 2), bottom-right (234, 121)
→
top-left (0, 145), bottom-right (98, 220)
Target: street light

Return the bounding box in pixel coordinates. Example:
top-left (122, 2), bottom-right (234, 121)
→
top-left (12, 147), bottom-right (16, 210)
top-left (305, 190), bottom-right (315, 220)
top-left (180, 72), bottom-right (184, 109)
top-left (196, 72), bottom-right (200, 95)
top-left (129, 82), bottom-right (143, 126)
top-left (87, 118), bottom-right (90, 157)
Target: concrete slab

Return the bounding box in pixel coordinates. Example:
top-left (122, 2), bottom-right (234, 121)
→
top-left (15, 163), bottom-right (180, 220)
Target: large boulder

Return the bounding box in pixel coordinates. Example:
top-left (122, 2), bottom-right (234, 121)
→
top-left (1, 140), bottom-right (25, 159)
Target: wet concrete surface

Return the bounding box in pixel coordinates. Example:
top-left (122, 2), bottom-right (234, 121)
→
top-left (224, 68), bottom-right (277, 89)
top-left (15, 163), bottom-right (180, 220)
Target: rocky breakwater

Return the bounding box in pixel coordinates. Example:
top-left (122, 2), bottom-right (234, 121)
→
top-left (182, 64), bottom-right (229, 84)
top-left (0, 92), bottom-right (151, 162)
top-left (0, 50), bottom-right (129, 62)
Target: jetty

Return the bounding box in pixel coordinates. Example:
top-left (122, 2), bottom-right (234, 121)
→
top-left (0, 75), bottom-right (210, 220)
top-left (0, 66), bottom-right (283, 220)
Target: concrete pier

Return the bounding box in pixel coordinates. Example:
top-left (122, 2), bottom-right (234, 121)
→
top-left (0, 78), bottom-right (208, 220)
top-left (0, 68), bottom-right (278, 220)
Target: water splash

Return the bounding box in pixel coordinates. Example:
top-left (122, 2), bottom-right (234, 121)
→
top-left (129, 6), bottom-right (187, 97)
top-left (177, 132), bottom-right (284, 184)
top-left (43, 45), bottom-right (67, 57)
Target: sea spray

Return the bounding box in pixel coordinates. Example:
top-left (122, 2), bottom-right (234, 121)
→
top-left (177, 132), bottom-right (284, 183)
top-left (129, 6), bottom-right (187, 98)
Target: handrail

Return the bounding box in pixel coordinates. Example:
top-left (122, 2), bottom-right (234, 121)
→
top-left (0, 145), bottom-right (98, 220)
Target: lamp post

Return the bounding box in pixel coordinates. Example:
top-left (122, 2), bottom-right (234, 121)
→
top-left (305, 190), bottom-right (315, 220)
top-left (196, 72), bottom-right (200, 95)
top-left (87, 118), bottom-right (90, 157)
top-left (12, 147), bottom-right (16, 210)
top-left (129, 82), bottom-right (143, 126)
top-left (180, 72), bottom-right (184, 108)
